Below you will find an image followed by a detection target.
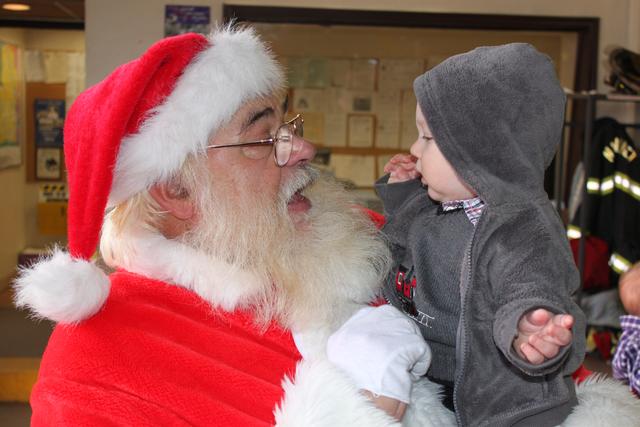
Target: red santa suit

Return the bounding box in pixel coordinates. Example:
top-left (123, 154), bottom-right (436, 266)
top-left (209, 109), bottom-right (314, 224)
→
top-left (26, 228), bottom-right (424, 427)
top-left (31, 271), bottom-right (300, 426)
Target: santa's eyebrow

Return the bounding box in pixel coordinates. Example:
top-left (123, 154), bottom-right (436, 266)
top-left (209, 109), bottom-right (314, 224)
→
top-left (240, 107), bottom-right (275, 134)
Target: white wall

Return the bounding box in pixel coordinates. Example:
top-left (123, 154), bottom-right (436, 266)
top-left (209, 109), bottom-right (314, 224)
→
top-left (86, 0), bottom-right (212, 85)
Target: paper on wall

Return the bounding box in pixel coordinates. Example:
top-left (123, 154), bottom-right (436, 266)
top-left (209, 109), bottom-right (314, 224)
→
top-left (286, 57), bottom-right (309, 88)
top-left (43, 52), bottom-right (68, 83)
top-left (292, 88), bottom-right (327, 112)
top-left (324, 112), bottom-right (347, 147)
top-left (400, 89), bottom-right (417, 149)
top-left (348, 114), bottom-right (375, 148)
top-left (373, 89), bottom-right (401, 148)
top-left (378, 59), bottom-right (424, 91)
top-left (330, 154), bottom-right (376, 187)
top-left (25, 50), bottom-right (44, 82)
top-left (66, 52), bottom-right (85, 107)
top-left (326, 87), bottom-right (351, 114)
top-left (329, 58), bottom-right (351, 87)
top-left (307, 58), bottom-right (328, 88)
top-left (349, 58), bottom-right (377, 91)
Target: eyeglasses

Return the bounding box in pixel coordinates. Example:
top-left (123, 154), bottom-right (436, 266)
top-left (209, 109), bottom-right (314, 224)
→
top-left (206, 114), bottom-right (304, 167)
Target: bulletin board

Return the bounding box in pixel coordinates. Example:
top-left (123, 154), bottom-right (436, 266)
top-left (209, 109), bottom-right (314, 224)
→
top-left (262, 23), bottom-right (577, 189)
top-left (26, 82), bottom-right (66, 182)
top-left (224, 6), bottom-right (595, 190)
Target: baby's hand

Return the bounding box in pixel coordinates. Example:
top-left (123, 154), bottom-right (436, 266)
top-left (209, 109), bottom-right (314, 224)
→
top-left (383, 154), bottom-right (420, 183)
top-left (513, 308), bottom-right (573, 365)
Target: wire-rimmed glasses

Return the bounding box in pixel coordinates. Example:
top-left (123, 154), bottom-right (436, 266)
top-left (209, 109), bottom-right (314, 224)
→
top-left (206, 114), bottom-right (304, 167)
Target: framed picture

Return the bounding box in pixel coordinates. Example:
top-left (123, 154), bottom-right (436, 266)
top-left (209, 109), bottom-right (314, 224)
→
top-left (26, 82), bottom-right (66, 182)
top-left (34, 99), bottom-right (65, 148)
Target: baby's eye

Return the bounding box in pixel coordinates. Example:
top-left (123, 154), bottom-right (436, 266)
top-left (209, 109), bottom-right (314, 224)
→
top-left (421, 135), bottom-right (434, 142)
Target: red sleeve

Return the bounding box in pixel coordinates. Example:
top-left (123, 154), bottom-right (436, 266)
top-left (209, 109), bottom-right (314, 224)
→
top-left (31, 377), bottom-right (187, 427)
top-left (361, 208), bottom-right (385, 229)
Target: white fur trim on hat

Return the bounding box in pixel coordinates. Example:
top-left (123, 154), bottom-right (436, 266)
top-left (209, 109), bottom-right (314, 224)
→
top-left (14, 249), bottom-right (110, 324)
top-left (108, 27), bottom-right (284, 206)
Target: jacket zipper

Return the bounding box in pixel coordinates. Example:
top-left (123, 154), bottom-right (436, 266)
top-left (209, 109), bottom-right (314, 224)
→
top-left (453, 215), bottom-right (480, 426)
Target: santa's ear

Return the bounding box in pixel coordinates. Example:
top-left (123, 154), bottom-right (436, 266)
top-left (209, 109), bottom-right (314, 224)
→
top-left (148, 180), bottom-right (195, 221)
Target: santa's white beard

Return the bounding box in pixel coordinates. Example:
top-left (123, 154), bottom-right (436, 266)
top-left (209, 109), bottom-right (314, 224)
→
top-left (182, 165), bottom-right (391, 330)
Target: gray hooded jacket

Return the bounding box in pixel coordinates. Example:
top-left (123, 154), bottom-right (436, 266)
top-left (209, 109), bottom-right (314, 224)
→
top-left (376, 44), bottom-right (586, 426)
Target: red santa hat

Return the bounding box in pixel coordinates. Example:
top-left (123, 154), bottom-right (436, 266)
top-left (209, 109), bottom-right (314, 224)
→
top-left (13, 26), bottom-right (285, 324)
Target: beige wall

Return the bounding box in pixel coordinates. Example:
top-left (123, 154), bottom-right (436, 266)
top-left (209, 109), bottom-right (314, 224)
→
top-left (0, 28), bottom-right (83, 288)
top-left (0, 28), bottom-right (27, 286)
top-left (25, 29), bottom-right (84, 52)
top-left (86, 0), bottom-right (212, 85)
top-left (86, 0), bottom-right (640, 122)
top-left (86, 0), bottom-right (638, 89)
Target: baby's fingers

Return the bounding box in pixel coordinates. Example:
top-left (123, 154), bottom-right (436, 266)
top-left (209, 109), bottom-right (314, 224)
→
top-left (542, 320), bottom-right (573, 346)
top-left (528, 334), bottom-right (561, 359)
top-left (519, 342), bottom-right (545, 365)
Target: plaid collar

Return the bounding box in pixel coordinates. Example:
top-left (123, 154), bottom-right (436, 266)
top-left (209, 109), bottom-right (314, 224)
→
top-left (620, 315), bottom-right (640, 331)
top-left (439, 197), bottom-right (485, 226)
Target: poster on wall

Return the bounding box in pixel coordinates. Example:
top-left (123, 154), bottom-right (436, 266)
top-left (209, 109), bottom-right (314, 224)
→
top-left (165, 5), bottom-right (211, 37)
top-left (36, 147), bottom-right (61, 180)
top-left (0, 42), bottom-right (23, 170)
top-left (34, 99), bottom-right (65, 147)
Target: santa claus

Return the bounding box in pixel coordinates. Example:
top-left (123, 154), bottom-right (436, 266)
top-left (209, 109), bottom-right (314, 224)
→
top-left (14, 26), bottom-right (638, 427)
top-left (13, 26), bottom-right (447, 426)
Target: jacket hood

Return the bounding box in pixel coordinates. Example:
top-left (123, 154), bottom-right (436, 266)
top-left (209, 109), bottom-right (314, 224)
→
top-left (414, 43), bottom-right (566, 206)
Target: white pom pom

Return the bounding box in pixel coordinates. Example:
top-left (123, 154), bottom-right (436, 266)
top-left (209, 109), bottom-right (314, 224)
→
top-left (13, 249), bottom-right (110, 324)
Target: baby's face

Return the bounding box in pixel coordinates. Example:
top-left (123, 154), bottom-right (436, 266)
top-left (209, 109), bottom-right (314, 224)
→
top-left (411, 103), bottom-right (476, 202)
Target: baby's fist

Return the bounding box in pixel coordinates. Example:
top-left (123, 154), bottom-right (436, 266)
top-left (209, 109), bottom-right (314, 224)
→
top-left (384, 154), bottom-right (420, 183)
top-left (513, 308), bottom-right (573, 365)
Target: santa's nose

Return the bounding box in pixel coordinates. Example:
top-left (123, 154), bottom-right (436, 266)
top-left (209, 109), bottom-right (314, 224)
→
top-left (286, 135), bottom-right (316, 167)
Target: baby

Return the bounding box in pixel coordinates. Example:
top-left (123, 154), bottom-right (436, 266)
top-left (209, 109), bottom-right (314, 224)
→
top-left (374, 43), bottom-right (586, 426)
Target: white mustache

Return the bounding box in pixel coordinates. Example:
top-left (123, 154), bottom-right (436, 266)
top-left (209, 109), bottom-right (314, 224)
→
top-left (280, 166), bottom-right (319, 202)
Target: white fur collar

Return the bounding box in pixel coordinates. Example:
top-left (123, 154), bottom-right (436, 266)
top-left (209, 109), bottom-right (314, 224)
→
top-left (114, 230), bottom-right (265, 312)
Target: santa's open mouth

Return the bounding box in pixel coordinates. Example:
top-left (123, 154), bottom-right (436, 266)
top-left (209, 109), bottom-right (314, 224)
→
top-left (287, 190), bottom-right (312, 214)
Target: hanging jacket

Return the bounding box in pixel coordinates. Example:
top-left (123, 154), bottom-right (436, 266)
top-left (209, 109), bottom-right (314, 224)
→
top-left (569, 117), bottom-right (640, 280)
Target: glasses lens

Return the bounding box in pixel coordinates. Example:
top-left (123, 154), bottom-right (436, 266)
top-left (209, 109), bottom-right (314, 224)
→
top-left (240, 144), bottom-right (272, 160)
top-left (275, 125), bottom-right (293, 166)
